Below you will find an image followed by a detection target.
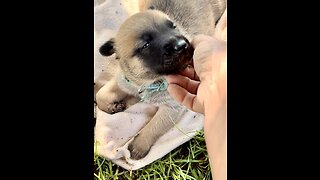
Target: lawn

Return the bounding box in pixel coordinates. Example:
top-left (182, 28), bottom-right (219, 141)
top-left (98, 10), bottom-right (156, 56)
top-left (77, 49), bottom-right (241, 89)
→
top-left (94, 130), bottom-right (212, 180)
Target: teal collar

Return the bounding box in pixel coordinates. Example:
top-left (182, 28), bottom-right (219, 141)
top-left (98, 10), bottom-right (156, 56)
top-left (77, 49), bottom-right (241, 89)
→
top-left (123, 76), bottom-right (168, 100)
top-left (138, 79), bottom-right (168, 93)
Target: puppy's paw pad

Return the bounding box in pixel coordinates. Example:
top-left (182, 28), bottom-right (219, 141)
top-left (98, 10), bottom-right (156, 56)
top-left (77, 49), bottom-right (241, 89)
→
top-left (105, 101), bottom-right (126, 114)
top-left (128, 138), bottom-right (150, 160)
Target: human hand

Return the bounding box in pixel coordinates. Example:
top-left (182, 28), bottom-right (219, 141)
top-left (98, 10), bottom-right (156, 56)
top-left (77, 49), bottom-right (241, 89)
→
top-left (165, 34), bottom-right (226, 115)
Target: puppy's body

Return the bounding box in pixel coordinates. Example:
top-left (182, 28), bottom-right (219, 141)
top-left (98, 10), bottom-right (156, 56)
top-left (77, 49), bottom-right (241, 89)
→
top-left (96, 0), bottom-right (226, 160)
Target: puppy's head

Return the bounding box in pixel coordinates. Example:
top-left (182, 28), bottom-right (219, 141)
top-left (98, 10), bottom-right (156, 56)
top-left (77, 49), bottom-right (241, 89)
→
top-left (100, 10), bottom-right (194, 82)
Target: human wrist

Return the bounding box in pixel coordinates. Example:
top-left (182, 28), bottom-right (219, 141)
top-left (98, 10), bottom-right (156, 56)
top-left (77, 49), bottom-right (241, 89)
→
top-left (203, 99), bottom-right (226, 180)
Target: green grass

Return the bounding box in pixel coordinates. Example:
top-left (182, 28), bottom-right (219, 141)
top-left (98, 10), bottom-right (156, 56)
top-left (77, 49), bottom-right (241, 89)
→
top-left (94, 130), bottom-right (212, 180)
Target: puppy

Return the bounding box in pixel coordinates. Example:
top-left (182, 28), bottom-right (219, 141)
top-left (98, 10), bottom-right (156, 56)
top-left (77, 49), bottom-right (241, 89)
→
top-left (96, 0), bottom-right (226, 160)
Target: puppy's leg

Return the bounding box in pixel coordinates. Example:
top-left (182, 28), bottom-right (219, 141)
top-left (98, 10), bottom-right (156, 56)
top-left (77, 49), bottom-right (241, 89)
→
top-left (128, 105), bottom-right (182, 160)
top-left (96, 77), bottom-right (139, 114)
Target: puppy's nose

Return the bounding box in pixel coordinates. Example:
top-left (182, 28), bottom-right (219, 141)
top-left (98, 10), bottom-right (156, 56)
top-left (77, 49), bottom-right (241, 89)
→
top-left (173, 39), bottom-right (188, 52)
top-left (165, 38), bottom-right (188, 54)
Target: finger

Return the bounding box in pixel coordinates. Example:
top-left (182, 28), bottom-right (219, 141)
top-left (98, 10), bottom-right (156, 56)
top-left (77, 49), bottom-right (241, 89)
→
top-left (165, 74), bottom-right (200, 94)
top-left (191, 34), bottom-right (214, 48)
top-left (179, 66), bottom-right (200, 81)
top-left (167, 84), bottom-right (203, 113)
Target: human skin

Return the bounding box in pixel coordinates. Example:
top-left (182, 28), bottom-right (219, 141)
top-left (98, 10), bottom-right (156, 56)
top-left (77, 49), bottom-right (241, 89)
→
top-left (165, 34), bottom-right (227, 180)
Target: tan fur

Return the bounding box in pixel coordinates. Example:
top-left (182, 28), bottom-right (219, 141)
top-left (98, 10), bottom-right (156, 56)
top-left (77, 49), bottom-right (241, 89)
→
top-left (96, 0), bottom-right (226, 160)
top-left (116, 11), bottom-right (171, 85)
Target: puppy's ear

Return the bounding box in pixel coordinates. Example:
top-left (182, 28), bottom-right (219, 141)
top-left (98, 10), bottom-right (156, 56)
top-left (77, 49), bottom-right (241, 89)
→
top-left (99, 38), bottom-right (115, 56)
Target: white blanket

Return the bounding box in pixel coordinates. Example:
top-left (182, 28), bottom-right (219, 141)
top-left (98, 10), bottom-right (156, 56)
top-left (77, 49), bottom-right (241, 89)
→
top-left (94, 0), bottom-right (226, 170)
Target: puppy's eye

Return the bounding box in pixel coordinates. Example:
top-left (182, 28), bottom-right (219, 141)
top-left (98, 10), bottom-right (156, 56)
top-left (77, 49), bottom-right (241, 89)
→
top-left (172, 23), bottom-right (177, 29)
top-left (142, 42), bottom-right (151, 49)
top-left (167, 21), bottom-right (177, 29)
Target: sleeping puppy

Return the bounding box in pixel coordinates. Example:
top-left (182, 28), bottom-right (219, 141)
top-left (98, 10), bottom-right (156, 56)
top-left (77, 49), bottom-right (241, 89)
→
top-left (96, 0), bottom-right (226, 160)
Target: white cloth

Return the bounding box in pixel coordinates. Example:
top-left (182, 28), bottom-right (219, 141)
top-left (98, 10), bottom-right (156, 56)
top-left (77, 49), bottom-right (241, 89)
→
top-left (95, 104), bottom-right (204, 170)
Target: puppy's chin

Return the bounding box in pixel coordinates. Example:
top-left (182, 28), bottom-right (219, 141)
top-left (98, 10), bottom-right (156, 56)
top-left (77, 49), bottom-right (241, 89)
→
top-left (156, 46), bottom-right (194, 75)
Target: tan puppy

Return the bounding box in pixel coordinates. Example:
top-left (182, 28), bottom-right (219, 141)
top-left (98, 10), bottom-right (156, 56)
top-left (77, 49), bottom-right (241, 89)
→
top-left (96, 0), bottom-right (226, 160)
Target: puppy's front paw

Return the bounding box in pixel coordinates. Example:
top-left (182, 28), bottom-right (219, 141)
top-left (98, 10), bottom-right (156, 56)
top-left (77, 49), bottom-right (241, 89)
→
top-left (128, 135), bottom-right (152, 160)
top-left (101, 100), bottom-right (126, 114)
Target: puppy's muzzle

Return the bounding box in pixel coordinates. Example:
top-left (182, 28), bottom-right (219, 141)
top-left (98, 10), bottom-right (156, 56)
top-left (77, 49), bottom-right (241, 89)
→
top-left (158, 36), bottom-right (193, 75)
